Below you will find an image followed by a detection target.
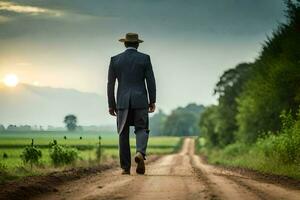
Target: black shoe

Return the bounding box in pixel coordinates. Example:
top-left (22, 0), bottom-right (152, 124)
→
top-left (134, 152), bottom-right (145, 175)
top-left (121, 169), bottom-right (130, 175)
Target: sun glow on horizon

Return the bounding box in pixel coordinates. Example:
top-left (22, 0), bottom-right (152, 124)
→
top-left (3, 74), bottom-right (19, 87)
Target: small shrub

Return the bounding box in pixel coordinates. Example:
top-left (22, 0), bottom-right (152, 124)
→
top-left (0, 163), bottom-right (8, 181)
top-left (0, 163), bottom-right (16, 183)
top-left (222, 142), bottom-right (250, 158)
top-left (3, 152), bottom-right (8, 159)
top-left (79, 136), bottom-right (82, 140)
top-left (0, 163), bottom-right (7, 173)
top-left (64, 136), bottom-right (67, 140)
top-left (256, 110), bottom-right (300, 164)
top-left (49, 140), bottom-right (78, 167)
top-left (255, 133), bottom-right (276, 158)
top-left (20, 139), bottom-right (42, 169)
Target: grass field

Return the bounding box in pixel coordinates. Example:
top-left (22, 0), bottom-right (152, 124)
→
top-left (195, 137), bottom-right (300, 179)
top-left (0, 131), bottom-right (182, 182)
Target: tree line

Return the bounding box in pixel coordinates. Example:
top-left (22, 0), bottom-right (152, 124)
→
top-left (200, 0), bottom-right (300, 148)
top-left (0, 114), bottom-right (81, 132)
top-left (150, 103), bottom-right (205, 136)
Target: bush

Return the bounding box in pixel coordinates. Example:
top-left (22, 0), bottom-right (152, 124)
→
top-left (0, 163), bottom-right (7, 173)
top-left (20, 139), bottom-right (42, 169)
top-left (3, 152), bottom-right (8, 159)
top-left (222, 142), bottom-right (250, 158)
top-left (270, 112), bottom-right (300, 164)
top-left (49, 140), bottom-right (78, 167)
top-left (0, 163), bottom-right (9, 182)
top-left (253, 110), bottom-right (300, 165)
top-left (195, 137), bottom-right (206, 154)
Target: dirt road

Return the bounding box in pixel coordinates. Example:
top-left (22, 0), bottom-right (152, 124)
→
top-left (33, 138), bottom-right (300, 200)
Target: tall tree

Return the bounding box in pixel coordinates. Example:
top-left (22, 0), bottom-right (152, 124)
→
top-left (64, 115), bottom-right (77, 131)
top-left (149, 109), bottom-right (167, 135)
top-left (164, 103), bottom-right (205, 136)
top-left (199, 105), bottom-right (221, 147)
top-left (0, 124), bottom-right (5, 132)
top-left (214, 63), bottom-right (252, 145)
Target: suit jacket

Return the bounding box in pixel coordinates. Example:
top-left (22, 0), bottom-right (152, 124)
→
top-left (107, 49), bottom-right (156, 109)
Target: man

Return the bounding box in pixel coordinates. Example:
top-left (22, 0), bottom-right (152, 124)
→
top-left (107, 33), bottom-right (156, 175)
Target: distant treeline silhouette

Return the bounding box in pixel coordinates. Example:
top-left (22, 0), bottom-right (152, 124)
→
top-left (0, 124), bottom-right (34, 132)
top-left (150, 103), bottom-right (205, 136)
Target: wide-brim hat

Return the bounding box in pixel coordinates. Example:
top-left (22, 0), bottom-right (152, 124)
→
top-left (119, 33), bottom-right (144, 43)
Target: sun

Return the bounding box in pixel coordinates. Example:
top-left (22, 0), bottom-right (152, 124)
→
top-left (3, 74), bottom-right (19, 87)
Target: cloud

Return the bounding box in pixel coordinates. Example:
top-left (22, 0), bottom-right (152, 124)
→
top-left (0, 1), bottom-right (110, 24)
top-left (0, 1), bottom-right (63, 17)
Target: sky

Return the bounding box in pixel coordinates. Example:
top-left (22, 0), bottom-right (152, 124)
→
top-left (0, 0), bottom-right (286, 112)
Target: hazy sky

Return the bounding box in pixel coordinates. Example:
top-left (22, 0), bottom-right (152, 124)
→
top-left (0, 0), bottom-right (286, 112)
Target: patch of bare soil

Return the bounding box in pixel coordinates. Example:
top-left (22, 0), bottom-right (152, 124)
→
top-left (0, 163), bottom-right (116, 200)
top-left (211, 164), bottom-right (300, 190)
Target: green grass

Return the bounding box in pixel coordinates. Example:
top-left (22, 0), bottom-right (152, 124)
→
top-left (197, 138), bottom-right (300, 179)
top-left (0, 131), bottom-right (180, 148)
top-left (195, 137), bottom-right (206, 154)
top-left (0, 131), bottom-right (115, 146)
top-left (0, 131), bottom-right (182, 182)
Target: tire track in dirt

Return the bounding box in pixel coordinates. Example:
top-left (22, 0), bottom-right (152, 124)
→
top-left (122, 139), bottom-right (210, 200)
top-left (225, 174), bottom-right (300, 200)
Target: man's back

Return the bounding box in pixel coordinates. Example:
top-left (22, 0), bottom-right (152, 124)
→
top-left (108, 48), bottom-right (156, 110)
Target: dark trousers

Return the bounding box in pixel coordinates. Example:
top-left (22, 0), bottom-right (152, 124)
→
top-left (118, 108), bottom-right (149, 171)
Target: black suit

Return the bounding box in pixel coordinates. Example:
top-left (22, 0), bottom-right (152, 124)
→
top-left (107, 48), bottom-right (156, 171)
top-left (107, 48), bottom-right (156, 109)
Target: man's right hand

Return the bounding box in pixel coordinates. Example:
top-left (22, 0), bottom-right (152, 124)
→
top-left (109, 107), bottom-right (117, 116)
top-left (149, 103), bottom-right (156, 113)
